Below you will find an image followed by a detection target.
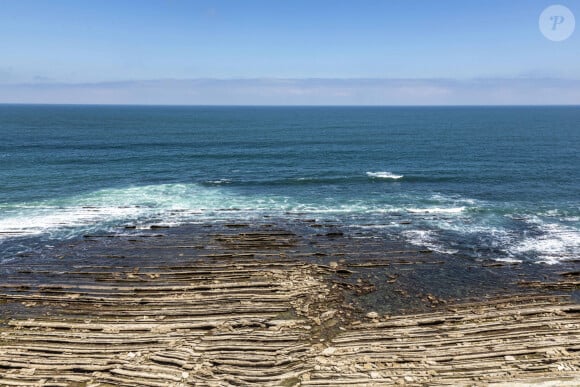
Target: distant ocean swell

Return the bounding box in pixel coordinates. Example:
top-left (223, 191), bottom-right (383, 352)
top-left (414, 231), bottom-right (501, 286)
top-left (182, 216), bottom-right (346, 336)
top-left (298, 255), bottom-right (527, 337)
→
top-left (0, 182), bottom-right (578, 265)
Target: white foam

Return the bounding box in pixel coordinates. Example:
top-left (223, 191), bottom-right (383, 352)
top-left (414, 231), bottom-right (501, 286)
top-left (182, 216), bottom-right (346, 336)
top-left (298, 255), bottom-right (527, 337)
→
top-left (0, 184), bottom-right (249, 240)
top-left (430, 193), bottom-right (478, 206)
top-left (401, 229), bottom-right (459, 255)
top-left (407, 207), bottom-right (465, 214)
top-left (349, 224), bottom-right (394, 230)
top-left (366, 171), bottom-right (403, 179)
top-left (494, 257), bottom-right (523, 264)
top-left (4, 184), bottom-right (576, 266)
top-left (0, 206), bottom-right (145, 240)
top-left (206, 179), bottom-right (231, 185)
top-left (563, 217), bottom-right (580, 222)
top-left (511, 220), bottom-right (580, 264)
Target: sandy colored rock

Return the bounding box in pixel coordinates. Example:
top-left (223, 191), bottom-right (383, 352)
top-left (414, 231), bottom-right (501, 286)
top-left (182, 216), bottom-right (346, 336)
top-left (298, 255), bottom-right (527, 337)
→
top-left (0, 223), bottom-right (578, 386)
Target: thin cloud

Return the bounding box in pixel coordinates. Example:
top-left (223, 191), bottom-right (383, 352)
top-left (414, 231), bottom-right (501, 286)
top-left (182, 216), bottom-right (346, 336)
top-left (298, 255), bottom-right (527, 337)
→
top-left (0, 78), bottom-right (579, 105)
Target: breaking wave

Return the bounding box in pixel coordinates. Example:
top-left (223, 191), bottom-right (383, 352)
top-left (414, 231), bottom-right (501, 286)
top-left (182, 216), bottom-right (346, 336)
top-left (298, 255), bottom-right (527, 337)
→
top-left (366, 171), bottom-right (404, 179)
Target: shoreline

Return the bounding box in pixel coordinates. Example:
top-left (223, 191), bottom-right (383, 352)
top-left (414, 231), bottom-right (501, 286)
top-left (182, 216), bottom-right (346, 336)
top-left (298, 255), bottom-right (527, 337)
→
top-left (0, 220), bottom-right (578, 385)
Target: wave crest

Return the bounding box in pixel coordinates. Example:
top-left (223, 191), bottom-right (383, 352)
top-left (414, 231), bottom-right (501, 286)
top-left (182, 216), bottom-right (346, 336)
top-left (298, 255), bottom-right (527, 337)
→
top-left (407, 207), bottom-right (465, 214)
top-left (366, 171), bottom-right (403, 180)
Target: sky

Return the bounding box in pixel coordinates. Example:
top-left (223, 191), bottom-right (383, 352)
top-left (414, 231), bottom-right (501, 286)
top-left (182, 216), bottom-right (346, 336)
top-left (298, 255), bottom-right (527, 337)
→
top-left (0, 0), bottom-right (579, 105)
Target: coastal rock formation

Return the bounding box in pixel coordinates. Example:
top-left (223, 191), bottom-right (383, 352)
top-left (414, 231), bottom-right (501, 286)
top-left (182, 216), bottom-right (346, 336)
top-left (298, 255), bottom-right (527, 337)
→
top-left (0, 223), bottom-right (578, 386)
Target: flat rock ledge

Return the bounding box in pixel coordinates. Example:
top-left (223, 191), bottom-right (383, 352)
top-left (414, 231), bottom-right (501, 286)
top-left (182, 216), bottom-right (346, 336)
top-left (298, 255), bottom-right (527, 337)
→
top-left (0, 227), bottom-right (578, 386)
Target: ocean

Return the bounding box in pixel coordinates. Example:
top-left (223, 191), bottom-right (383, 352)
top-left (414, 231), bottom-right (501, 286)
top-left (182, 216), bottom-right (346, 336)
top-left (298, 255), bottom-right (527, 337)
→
top-left (1, 105), bottom-right (579, 265)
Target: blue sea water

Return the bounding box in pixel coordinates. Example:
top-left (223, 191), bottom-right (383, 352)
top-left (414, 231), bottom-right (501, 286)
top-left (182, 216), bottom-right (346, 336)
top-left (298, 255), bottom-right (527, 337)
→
top-left (0, 105), bottom-right (579, 264)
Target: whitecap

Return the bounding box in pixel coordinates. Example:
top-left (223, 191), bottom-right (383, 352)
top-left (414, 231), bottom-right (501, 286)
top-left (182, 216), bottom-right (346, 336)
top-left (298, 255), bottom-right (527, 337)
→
top-left (205, 179), bottom-right (231, 185)
top-left (366, 171), bottom-right (403, 179)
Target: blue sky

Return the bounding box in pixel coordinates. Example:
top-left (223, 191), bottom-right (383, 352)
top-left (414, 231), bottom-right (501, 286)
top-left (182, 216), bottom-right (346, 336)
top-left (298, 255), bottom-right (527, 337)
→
top-left (0, 0), bottom-right (578, 104)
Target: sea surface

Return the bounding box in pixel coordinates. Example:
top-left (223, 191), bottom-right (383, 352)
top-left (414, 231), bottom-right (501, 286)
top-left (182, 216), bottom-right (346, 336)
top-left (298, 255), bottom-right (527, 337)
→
top-left (1, 105), bottom-right (579, 265)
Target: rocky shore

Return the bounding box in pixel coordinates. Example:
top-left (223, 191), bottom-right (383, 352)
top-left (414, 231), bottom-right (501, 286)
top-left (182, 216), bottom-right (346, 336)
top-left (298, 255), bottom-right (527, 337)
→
top-left (0, 220), bottom-right (578, 386)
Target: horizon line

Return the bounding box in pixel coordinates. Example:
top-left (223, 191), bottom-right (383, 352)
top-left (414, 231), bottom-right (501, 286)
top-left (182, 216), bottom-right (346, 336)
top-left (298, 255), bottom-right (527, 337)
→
top-left (2, 102), bottom-right (579, 108)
